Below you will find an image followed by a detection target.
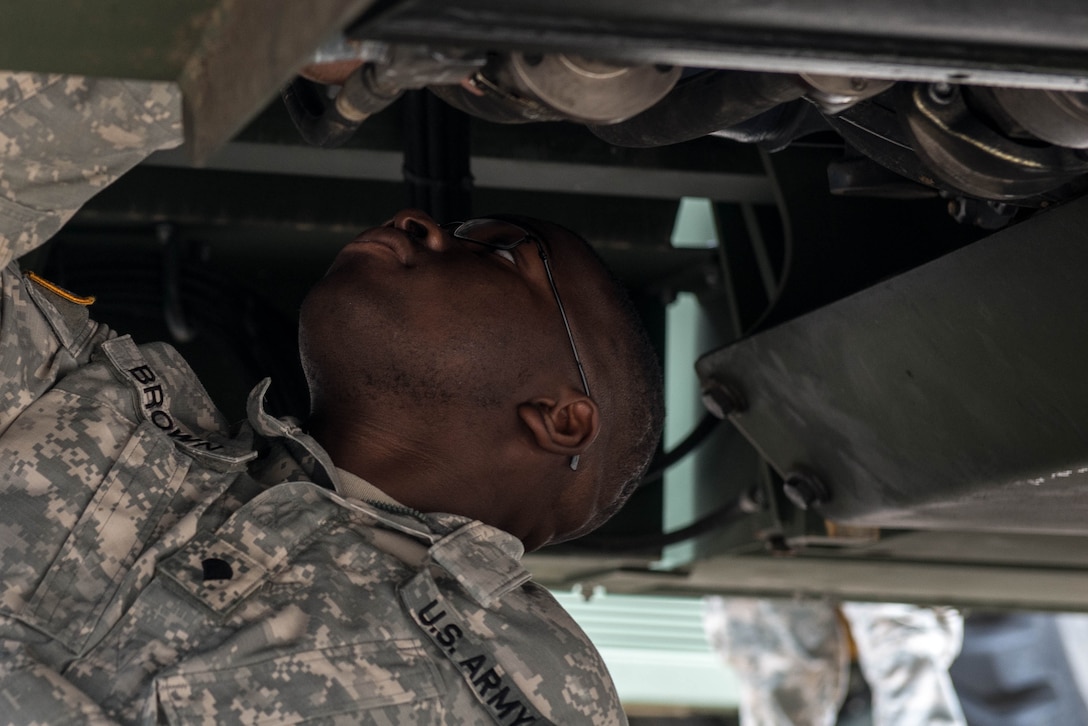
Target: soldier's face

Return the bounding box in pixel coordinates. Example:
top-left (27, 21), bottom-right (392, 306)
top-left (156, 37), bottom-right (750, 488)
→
top-left (299, 210), bottom-right (630, 547)
top-left (299, 209), bottom-right (597, 416)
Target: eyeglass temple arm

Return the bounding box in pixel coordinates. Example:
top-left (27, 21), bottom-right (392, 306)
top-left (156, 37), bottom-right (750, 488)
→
top-left (536, 245), bottom-right (591, 399)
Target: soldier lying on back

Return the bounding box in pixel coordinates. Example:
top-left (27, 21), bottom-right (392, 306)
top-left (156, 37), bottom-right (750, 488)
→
top-left (0, 73), bottom-right (662, 724)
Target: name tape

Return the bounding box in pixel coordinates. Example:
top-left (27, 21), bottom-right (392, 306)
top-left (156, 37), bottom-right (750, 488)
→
top-left (400, 571), bottom-right (552, 726)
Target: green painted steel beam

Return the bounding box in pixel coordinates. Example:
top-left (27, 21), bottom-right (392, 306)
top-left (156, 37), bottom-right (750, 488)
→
top-left (0, 1), bottom-right (217, 80)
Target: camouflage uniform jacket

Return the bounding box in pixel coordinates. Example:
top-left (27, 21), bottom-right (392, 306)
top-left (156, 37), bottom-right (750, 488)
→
top-left (0, 74), bottom-right (625, 725)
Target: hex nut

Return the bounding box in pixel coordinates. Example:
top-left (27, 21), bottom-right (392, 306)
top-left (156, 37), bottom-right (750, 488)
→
top-left (782, 471), bottom-right (830, 510)
top-left (927, 82), bottom-right (956, 105)
top-left (701, 379), bottom-right (745, 419)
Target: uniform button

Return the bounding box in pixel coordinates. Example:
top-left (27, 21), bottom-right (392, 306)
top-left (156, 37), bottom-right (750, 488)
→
top-left (201, 557), bottom-right (234, 581)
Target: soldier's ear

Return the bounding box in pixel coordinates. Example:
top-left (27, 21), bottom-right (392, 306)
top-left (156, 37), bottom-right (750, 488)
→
top-left (517, 388), bottom-right (599, 462)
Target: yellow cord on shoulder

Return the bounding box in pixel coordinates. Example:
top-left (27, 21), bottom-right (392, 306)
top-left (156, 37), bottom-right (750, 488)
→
top-left (25, 271), bottom-right (96, 306)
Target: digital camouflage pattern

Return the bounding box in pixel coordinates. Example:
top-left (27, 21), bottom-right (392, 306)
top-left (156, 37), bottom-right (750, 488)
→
top-left (841, 602), bottom-right (965, 726)
top-left (0, 72), bottom-right (625, 725)
top-left (704, 597), bottom-right (966, 726)
top-left (704, 597), bottom-right (850, 726)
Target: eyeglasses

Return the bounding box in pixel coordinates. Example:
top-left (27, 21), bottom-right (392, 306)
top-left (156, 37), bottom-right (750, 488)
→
top-left (444, 218), bottom-right (590, 471)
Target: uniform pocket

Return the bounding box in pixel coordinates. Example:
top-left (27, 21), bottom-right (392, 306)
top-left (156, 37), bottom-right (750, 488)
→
top-left (21, 419), bottom-right (183, 653)
top-left (154, 639), bottom-right (441, 724)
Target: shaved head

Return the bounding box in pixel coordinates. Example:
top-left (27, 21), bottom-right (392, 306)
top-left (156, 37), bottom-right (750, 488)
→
top-left (299, 209), bottom-right (664, 548)
top-left (498, 216), bottom-right (665, 537)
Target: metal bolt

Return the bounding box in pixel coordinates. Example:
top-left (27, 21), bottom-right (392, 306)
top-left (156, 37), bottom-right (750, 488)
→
top-left (764, 534), bottom-right (796, 556)
top-left (701, 378), bottom-right (745, 419)
top-left (928, 82), bottom-right (956, 105)
top-left (948, 197), bottom-right (967, 223)
top-left (782, 471), bottom-right (830, 510)
top-left (739, 484), bottom-right (767, 513)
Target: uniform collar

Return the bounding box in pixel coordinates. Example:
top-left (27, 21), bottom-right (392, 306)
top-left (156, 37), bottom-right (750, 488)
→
top-left (244, 377), bottom-right (531, 600)
top-left (245, 378), bottom-right (339, 490)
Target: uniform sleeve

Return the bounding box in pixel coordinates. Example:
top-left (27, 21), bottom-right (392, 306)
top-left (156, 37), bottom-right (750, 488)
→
top-left (0, 72), bottom-right (182, 267)
top-left (0, 72), bottom-right (182, 431)
top-left (0, 74), bottom-right (182, 722)
top-left (703, 596), bottom-right (850, 726)
top-left (840, 602), bottom-right (967, 726)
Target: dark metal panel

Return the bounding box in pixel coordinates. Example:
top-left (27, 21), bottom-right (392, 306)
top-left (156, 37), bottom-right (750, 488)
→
top-left (573, 552), bottom-right (1088, 611)
top-left (0, 0), bottom-right (217, 80)
top-left (147, 141), bottom-right (774, 203)
top-left (180, 0), bottom-right (377, 162)
top-left (696, 194), bottom-right (1088, 534)
top-left (0, 1), bottom-right (376, 162)
top-left (354, 0), bottom-right (1088, 90)
top-left (526, 529), bottom-right (1088, 611)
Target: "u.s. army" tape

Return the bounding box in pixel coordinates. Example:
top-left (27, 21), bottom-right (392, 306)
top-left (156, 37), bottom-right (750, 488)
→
top-left (399, 569), bottom-right (554, 726)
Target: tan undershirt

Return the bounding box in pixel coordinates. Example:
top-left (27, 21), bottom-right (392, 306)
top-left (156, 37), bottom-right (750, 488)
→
top-left (335, 467), bottom-right (405, 508)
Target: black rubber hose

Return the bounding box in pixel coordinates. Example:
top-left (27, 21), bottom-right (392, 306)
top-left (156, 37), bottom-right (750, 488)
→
top-left (567, 497), bottom-right (746, 553)
top-left (638, 412), bottom-right (722, 487)
top-left (588, 70), bottom-right (807, 148)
